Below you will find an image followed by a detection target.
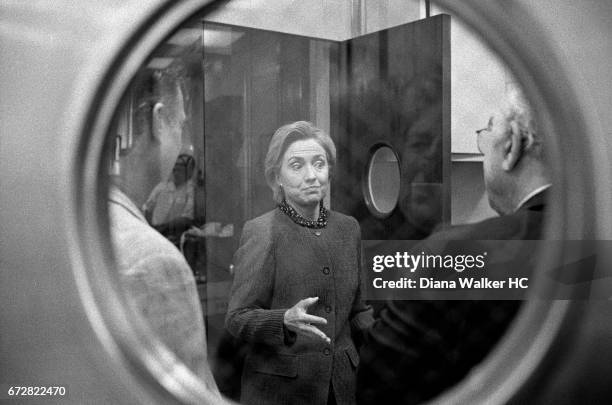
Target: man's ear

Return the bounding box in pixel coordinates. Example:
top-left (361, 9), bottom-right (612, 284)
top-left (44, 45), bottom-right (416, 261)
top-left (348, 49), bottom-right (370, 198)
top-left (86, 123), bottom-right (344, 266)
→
top-left (502, 121), bottom-right (523, 171)
top-left (151, 102), bottom-right (164, 142)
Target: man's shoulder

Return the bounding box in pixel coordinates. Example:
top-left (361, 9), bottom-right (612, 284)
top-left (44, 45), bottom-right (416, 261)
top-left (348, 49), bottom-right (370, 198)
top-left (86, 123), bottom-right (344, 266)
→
top-left (429, 209), bottom-right (543, 241)
top-left (429, 217), bottom-right (507, 240)
top-left (110, 203), bottom-right (187, 271)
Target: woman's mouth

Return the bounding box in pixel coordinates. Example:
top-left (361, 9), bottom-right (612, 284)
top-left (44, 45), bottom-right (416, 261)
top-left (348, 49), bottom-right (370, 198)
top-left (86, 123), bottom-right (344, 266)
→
top-left (303, 186), bottom-right (320, 193)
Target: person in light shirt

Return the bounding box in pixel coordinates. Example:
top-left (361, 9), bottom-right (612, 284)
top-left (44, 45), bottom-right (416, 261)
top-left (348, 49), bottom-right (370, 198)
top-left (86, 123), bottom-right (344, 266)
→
top-left (143, 153), bottom-right (195, 242)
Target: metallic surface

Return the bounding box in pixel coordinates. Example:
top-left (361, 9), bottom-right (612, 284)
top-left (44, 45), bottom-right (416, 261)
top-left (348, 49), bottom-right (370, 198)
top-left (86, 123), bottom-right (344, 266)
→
top-left (1, 1), bottom-right (223, 404)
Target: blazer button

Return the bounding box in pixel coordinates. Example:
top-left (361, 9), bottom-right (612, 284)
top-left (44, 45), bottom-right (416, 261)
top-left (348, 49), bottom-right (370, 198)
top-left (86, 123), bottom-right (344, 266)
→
top-left (322, 267), bottom-right (330, 275)
top-left (325, 305), bottom-right (332, 313)
top-left (324, 348), bottom-right (331, 355)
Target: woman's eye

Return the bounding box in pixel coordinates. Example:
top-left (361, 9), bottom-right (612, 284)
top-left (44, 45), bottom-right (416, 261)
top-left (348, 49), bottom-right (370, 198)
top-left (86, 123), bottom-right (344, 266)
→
top-left (313, 160), bottom-right (326, 169)
top-left (290, 163), bottom-right (302, 170)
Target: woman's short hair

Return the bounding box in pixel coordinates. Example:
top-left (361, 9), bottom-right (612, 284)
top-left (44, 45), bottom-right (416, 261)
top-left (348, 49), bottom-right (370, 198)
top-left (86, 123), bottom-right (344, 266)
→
top-left (264, 121), bottom-right (336, 203)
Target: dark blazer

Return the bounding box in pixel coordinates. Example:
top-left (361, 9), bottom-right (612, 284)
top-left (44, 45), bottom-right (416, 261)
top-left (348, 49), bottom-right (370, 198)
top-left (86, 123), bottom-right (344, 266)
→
top-left (357, 190), bottom-right (548, 405)
top-left (226, 208), bottom-right (374, 405)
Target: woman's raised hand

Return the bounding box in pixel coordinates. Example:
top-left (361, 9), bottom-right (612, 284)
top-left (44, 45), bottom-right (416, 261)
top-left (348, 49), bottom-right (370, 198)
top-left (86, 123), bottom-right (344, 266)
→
top-left (283, 297), bottom-right (331, 344)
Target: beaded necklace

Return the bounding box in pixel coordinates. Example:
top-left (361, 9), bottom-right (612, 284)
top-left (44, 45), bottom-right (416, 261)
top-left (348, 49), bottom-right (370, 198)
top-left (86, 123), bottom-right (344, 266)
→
top-left (278, 199), bottom-right (328, 229)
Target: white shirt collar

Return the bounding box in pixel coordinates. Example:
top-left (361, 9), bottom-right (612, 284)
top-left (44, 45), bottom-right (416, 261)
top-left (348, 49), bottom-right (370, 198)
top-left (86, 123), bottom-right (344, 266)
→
top-left (515, 184), bottom-right (551, 212)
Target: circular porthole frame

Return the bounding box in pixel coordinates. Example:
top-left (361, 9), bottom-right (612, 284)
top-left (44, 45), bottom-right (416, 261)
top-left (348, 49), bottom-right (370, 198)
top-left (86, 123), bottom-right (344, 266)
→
top-left (62, 1), bottom-right (607, 404)
top-left (362, 142), bottom-right (402, 219)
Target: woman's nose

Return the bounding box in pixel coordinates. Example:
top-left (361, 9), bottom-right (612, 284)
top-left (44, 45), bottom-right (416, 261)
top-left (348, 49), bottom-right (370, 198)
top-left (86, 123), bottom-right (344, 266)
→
top-left (304, 164), bottom-right (316, 180)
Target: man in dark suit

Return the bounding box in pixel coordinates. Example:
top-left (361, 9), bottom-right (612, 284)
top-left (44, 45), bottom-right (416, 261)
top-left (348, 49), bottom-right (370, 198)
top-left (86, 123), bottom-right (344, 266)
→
top-left (357, 92), bottom-right (551, 404)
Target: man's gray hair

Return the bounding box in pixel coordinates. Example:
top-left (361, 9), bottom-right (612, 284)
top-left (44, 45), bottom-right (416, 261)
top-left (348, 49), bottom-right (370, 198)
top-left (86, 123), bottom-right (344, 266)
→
top-left (502, 87), bottom-right (542, 157)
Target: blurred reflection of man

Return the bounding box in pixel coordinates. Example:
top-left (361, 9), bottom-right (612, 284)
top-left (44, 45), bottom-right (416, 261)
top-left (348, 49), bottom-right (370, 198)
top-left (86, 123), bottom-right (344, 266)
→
top-left (357, 91), bottom-right (550, 404)
top-left (356, 74), bottom-right (445, 241)
top-left (108, 69), bottom-right (220, 397)
top-left (143, 152), bottom-right (196, 242)
top-left (395, 104), bottom-right (444, 238)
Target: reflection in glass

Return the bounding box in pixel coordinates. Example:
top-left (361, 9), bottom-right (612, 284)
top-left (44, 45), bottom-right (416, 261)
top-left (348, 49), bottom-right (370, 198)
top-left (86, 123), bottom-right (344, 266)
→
top-left (107, 9), bottom-right (452, 403)
top-left (143, 153), bottom-right (196, 244)
top-left (332, 15), bottom-right (450, 241)
top-left (201, 22), bottom-right (337, 400)
top-left (365, 146), bottom-right (401, 217)
top-left (102, 1), bottom-right (539, 403)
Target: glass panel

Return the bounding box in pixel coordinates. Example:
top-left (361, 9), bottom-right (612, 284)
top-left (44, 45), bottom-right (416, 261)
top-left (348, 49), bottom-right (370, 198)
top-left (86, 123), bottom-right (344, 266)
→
top-left (104, 2), bottom-right (545, 404)
top-left (106, 10), bottom-right (452, 403)
top-left (366, 145), bottom-right (401, 217)
top-left (331, 15), bottom-right (449, 240)
top-left (199, 22), bottom-right (336, 400)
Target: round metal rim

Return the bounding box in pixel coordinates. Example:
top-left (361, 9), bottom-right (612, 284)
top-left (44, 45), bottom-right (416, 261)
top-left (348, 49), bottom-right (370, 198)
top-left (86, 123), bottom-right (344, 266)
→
top-left (66, 1), bottom-right (226, 404)
top-left (63, 0), bottom-right (603, 404)
top-left (362, 142), bottom-right (402, 219)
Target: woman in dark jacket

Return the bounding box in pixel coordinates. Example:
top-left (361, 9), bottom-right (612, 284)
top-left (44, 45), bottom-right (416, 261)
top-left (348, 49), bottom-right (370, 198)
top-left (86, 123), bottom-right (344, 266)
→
top-left (225, 121), bottom-right (373, 405)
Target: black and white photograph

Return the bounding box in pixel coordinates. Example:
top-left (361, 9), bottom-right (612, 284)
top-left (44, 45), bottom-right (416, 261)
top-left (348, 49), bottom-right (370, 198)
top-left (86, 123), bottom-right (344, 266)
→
top-left (2, 1), bottom-right (612, 404)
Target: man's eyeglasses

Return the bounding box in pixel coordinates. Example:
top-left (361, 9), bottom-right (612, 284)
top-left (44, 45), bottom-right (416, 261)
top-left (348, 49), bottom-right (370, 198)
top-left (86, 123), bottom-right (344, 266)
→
top-left (475, 117), bottom-right (494, 136)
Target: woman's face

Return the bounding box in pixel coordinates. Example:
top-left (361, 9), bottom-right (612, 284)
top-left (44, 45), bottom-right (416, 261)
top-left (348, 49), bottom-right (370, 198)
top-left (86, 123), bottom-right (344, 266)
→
top-left (277, 138), bottom-right (329, 210)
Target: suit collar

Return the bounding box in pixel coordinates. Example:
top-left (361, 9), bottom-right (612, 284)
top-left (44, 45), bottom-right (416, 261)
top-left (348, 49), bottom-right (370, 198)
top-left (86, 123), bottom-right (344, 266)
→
top-left (108, 186), bottom-right (146, 223)
top-left (517, 186), bottom-right (550, 212)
